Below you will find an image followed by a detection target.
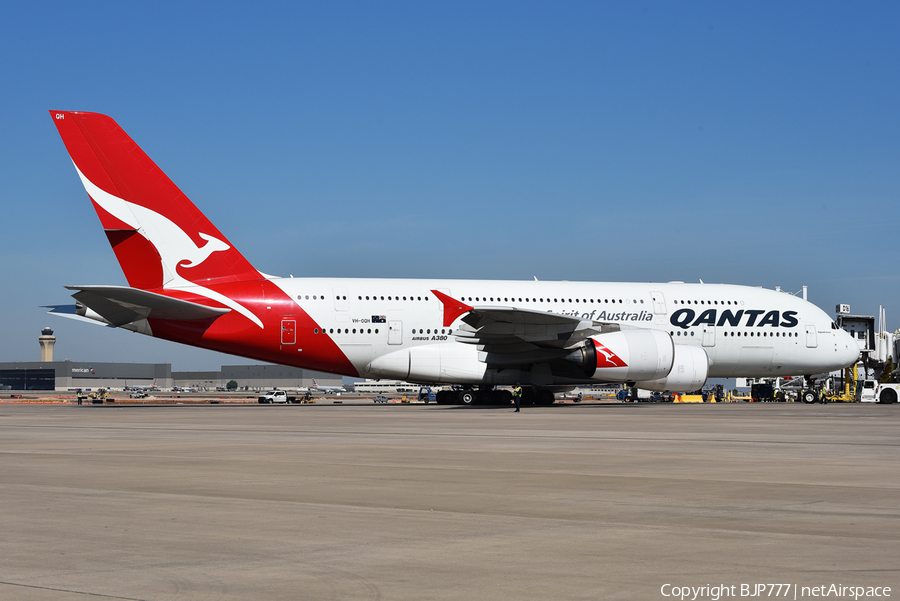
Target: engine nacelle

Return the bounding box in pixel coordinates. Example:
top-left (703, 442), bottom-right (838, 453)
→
top-left (635, 344), bottom-right (709, 392)
top-left (565, 329), bottom-right (674, 382)
top-left (365, 342), bottom-right (488, 383)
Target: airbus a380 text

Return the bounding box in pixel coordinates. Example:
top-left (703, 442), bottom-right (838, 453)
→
top-left (48, 111), bottom-right (859, 404)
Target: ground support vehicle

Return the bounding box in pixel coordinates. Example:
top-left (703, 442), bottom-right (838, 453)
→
top-left (89, 388), bottom-right (111, 404)
top-left (872, 383), bottom-right (900, 403)
top-left (619, 387), bottom-right (653, 402)
top-left (257, 390), bottom-right (296, 404)
top-left (745, 377), bottom-right (810, 402)
top-left (750, 378), bottom-right (800, 403)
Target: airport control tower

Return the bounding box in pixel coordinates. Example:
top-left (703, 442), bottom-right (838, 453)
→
top-left (39, 327), bottom-right (56, 362)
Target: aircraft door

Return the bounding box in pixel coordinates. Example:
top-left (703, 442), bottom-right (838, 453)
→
top-left (701, 326), bottom-right (716, 347)
top-left (388, 320), bottom-right (403, 345)
top-left (281, 319), bottom-right (296, 345)
top-left (333, 286), bottom-right (349, 311)
top-left (805, 324), bottom-right (818, 348)
top-left (651, 291), bottom-right (666, 314)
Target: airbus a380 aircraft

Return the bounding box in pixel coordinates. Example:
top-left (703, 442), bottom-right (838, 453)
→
top-left (48, 111), bottom-right (859, 404)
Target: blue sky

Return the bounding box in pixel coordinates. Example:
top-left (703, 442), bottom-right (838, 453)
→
top-left (1, 2), bottom-right (897, 371)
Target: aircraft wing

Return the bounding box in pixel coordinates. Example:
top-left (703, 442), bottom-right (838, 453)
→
top-left (65, 285), bottom-right (230, 327)
top-left (431, 289), bottom-right (621, 368)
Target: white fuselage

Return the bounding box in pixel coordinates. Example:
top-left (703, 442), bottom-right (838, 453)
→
top-left (267, 278), bottom-right (859, 383)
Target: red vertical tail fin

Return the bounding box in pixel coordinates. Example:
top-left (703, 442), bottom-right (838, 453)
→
top-left (50, 111), bottom-right (261, 290)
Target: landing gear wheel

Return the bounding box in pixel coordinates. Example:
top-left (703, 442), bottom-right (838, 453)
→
top-left (801, 390), bottom-right (817, 404)
top-left (536, 390), bottom-right (556, 406)
top-left (458, 390), bottom-right (476, 405)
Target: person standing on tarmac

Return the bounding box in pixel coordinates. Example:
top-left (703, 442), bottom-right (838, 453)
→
top-left (513, 383), bottom-right (522, 412)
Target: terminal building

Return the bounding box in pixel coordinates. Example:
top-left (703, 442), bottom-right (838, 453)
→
top-left (0, 328), bottom-right (345, 392)
top-left (172, 364), bottom-right (342, 392)
top-left (0, 360), bottom-right (173, 391)
top-left (0, 360), bottom-right (342, 392)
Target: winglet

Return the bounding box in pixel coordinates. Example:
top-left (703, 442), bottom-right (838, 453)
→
top-left (431, 290), bottom-right (474, 327)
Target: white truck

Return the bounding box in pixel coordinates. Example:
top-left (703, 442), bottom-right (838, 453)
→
top-left (842, 379), bottom-right (899, 403)
top-left (871, 382), bottom-right (900, 403)
top-left (257, 390), bottom-right (296, 404)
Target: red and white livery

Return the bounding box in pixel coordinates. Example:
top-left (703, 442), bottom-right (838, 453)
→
top-left (49, 111), bottom-right (860, 404)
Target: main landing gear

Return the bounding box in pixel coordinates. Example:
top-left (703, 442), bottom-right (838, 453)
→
top-left (434, 387), bottom-right (554, 406)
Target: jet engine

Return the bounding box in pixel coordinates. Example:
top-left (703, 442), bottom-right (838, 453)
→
top-left (366, 342), bottom-right (488, 383)
top-left (635, 344), bottom-right (709, 392)
top-left (564, 329), bottom-right (674, 382)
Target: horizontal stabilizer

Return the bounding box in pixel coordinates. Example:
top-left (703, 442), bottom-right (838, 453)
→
top-left (44, 304), bottom-right (114, 327)
top-left (65, 285), bottom-right (230, 327)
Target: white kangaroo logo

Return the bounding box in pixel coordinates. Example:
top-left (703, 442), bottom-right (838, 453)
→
top-left (181, 233), bottom-right (229, 267)
top-left (594, 341), bottom-right (627, 368)
top-left (74, 164), bottom-right (263, 328)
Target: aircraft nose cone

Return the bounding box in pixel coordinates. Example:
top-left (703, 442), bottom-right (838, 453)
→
top-left (839, 330), bottom-right (861, 366)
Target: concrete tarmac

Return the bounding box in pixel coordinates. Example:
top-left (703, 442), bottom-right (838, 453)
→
top-left (1, 402), bottom-right (897, 600)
